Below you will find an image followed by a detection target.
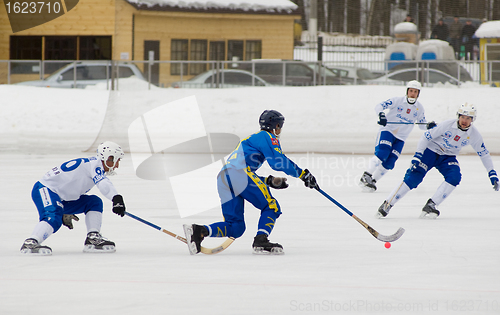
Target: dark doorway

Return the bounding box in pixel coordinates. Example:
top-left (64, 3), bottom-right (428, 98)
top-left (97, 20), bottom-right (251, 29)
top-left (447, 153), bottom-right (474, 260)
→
top-left (144, 40), bottom-right (160, 86)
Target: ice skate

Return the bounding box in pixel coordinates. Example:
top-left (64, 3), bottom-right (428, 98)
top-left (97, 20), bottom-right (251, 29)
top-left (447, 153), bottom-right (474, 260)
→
top-left (376, 201), bottom-right (392, 219)
top-left (83, 232), bottom-right (116, 253)
top-left (183, 224), bottom-right (208, 255)
top-left (359, 172), bottom-right (377, 192)
top-left (20, 238), bottom-right (52, 256)
top-left (419, 199), bottom-right (440, 219)
top-left (252, 234), bottom-right (284, 255)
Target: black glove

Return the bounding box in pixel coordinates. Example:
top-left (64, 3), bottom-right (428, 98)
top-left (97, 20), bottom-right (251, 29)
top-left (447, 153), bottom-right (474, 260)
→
top-left (62, 214), bottom-right (79, 230)
top-left (112, 195), bottom-right (126, 217)
top-left (265, 175), bottom-right (289, 189)
top-left (426, 121), bottom-right (437, 129)
top-left (378, 112), bottom-right (387, 126)
top-left (300, 169), bottom-right (319, 190)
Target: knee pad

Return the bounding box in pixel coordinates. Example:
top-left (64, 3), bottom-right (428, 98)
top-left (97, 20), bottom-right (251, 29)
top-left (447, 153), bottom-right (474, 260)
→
top-left (445, 172), bottom-right (461, 186)
top-left (230, 221), bottom-right (246, 238)
top-left (43, 215), bottom-right (63, 233)
top-left (85, 195), bottom-right (103, 214)
top-left (374, 143), bottom-right (392, 163)
top-left (382, 149), bottom-right (401, 170)
top-left (403, 168), bottom-right (425, 189)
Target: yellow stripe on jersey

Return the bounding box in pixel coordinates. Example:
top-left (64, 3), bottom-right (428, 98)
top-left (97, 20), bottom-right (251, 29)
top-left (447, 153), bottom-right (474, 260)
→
top-left (244, 167), bottom-right (279, 213)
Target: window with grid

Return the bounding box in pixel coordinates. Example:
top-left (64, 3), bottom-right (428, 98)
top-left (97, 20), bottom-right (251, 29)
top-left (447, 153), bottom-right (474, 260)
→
top-left (190, 40), bottom-right (207, 75)
top-left (245, 40), bottom-right (262, 61)
top-left (228, 40), bottom-right (244, 62)
top-left (45, 36), bottom-right (77, 60)
top-left (10, 36), bottom-right (42, 60)
top-left (209, 41), bottom-right (225, 61)
top-left (171, 39), bottom-right (188, 75)
top-left (80, 36), bottom-right (112, 60)
top-left (9, 36), bottom-right (43, 74)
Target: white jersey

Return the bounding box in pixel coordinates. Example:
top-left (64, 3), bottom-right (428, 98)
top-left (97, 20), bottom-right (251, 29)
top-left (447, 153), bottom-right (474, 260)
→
top-left (375, 96), bottom-right (427, 141)
top-left (39, 156), bottom-right (118, 202)
top-left (416, 118), bottom-right (495, 172)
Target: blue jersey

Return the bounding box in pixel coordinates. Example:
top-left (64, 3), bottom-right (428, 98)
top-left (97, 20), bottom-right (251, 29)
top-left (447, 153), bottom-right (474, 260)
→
top-left (224, 130), bottom-right (302, 177)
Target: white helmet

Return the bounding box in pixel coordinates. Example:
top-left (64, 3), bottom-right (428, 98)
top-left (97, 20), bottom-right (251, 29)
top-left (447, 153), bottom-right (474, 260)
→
top-left (406, 80), bottom-right (421, 104)
top-left (457, 102), bottom-right (477, 122)
top-left (97, 141), bottom-right (124, 175)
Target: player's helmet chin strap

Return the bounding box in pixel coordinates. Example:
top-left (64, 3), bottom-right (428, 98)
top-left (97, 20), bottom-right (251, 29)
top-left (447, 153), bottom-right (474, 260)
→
top-left (407, 96), bottom-right (418, 104)
top-left (106, 159), bottom-right (119, 176)
top-left (457, 115), bottom-right (471, 131)
top-left (406, 90), bottom-right (419, 104)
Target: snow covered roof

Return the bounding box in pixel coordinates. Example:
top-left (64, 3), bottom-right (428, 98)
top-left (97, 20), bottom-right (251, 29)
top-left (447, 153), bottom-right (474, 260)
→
top-left (126, 0), bottom-right (298, 13)
top-left (475, 21), bottom-right (500, 38)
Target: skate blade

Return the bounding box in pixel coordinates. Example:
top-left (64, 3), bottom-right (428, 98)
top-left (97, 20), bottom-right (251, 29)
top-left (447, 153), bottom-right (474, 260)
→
top-left (83, 245), bottom-right (116, 253)
top-left (20, 248), bottom-right (52, 256)
top-left (359, 182), bottom-right (376, 193)
top-left (252, 247), bottom-right (284, 255)
top-left (419, 212), bottom-right (438, 219)
top-left (374, 211), bottom-right (386, 219)
top-left (182, 224), bottom-right (198, 255)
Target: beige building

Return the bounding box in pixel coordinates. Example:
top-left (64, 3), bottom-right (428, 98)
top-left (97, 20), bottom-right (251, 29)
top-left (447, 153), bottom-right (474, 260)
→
top-left (0, 0), bottom-right (299, 86)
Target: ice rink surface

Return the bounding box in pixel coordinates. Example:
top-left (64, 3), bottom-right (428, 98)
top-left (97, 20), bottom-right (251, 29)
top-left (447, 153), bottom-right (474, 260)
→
top-left (1, 152), bottom-right (499, 315)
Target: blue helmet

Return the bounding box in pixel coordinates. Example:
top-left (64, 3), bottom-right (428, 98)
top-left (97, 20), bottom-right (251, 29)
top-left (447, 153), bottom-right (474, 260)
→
top-left (259, 110), bottom-right (285, 131)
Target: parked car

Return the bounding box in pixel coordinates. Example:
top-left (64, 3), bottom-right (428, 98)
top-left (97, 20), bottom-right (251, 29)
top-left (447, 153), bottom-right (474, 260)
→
top-left (234, 60), bottom-right (346, 86)
top-left (389, 62), bottom-right (472, 82)
top-left (171, 69), bottom-right (272, 88)
top-left (365, 68), bottom-right (462, 86)
top-left (326, 65), bottom-right (381, 84)
top-left (16, 61), bottom-right (145, 88)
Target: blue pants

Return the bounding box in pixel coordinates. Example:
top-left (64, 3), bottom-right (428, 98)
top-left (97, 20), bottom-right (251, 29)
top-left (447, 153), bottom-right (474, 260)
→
top-left (32, 181), bottom-right (103, 232)
top-left (403, 149), bottom-right (461, 189)
top-left (374, 131), bottom-right (405, 170)
top-left (208, 168), bottom-right (282, 239)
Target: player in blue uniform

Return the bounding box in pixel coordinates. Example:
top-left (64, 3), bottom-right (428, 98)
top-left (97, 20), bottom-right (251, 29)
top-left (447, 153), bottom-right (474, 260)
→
top-left (184, 110), bottom-right (319, 255)
top-left (377, 103), bottom-right (499, 219)
top-left (359, 80), bottom-right (436, 192)
top-left (20, 141), bottom-right (127, 255)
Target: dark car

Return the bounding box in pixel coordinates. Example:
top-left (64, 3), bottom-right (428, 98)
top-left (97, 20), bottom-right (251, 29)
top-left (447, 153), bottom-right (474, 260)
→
top-left (234, 60), bottom-right (346, 86)
top-left (389, 62), bottom-right (472, 82)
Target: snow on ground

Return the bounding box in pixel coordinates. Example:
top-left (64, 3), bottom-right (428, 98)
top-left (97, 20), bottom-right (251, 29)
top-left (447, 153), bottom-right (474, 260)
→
top-left (1, 83), bottom-right (499, 315)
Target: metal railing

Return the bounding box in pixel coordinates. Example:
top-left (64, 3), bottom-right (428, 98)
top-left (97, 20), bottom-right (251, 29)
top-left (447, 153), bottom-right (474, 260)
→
top-left (1, 59), bottom-right (499, 89)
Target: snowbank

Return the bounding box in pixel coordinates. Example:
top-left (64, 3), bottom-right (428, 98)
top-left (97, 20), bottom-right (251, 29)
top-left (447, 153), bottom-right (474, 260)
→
top-left (1, 82), bottom-right (498, 155)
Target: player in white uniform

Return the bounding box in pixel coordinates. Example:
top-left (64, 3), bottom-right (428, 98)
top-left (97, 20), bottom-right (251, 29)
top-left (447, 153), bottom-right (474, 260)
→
top-left (377, 103), bottom-right (499, 219)
top-left (359, 80), bottom-right (436, 192)
top-left (20, 141), bottom-right (127, 255)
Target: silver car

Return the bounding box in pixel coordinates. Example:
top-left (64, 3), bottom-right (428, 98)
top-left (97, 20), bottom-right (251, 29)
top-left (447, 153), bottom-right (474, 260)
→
top-left (16, 61), bottom-right (145, 88)
top-left (172, 69), bottom-right (272, 88)
top-left (365, 68), bottom-right (461, 86)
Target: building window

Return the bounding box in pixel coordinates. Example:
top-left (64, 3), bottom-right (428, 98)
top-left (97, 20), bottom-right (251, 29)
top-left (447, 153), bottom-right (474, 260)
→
top-left (228, 40), bottom-right (244, 62)
top-left (209, 41), bottom-right (225, 61)
top-left (80, 36), bottom-right (112, 60)
top-left (10, 36), bottom-right (42, 60)
top-left (9, 36), bottom-right (43, 74)
top-left (45, 36), bottom-right (77, 60)
top-left (245, 40), bottom-right (262, 61)
top-left (171, 39), bottom-right (188, 75)
top-left (190, 40), bottom-right (207, 75)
